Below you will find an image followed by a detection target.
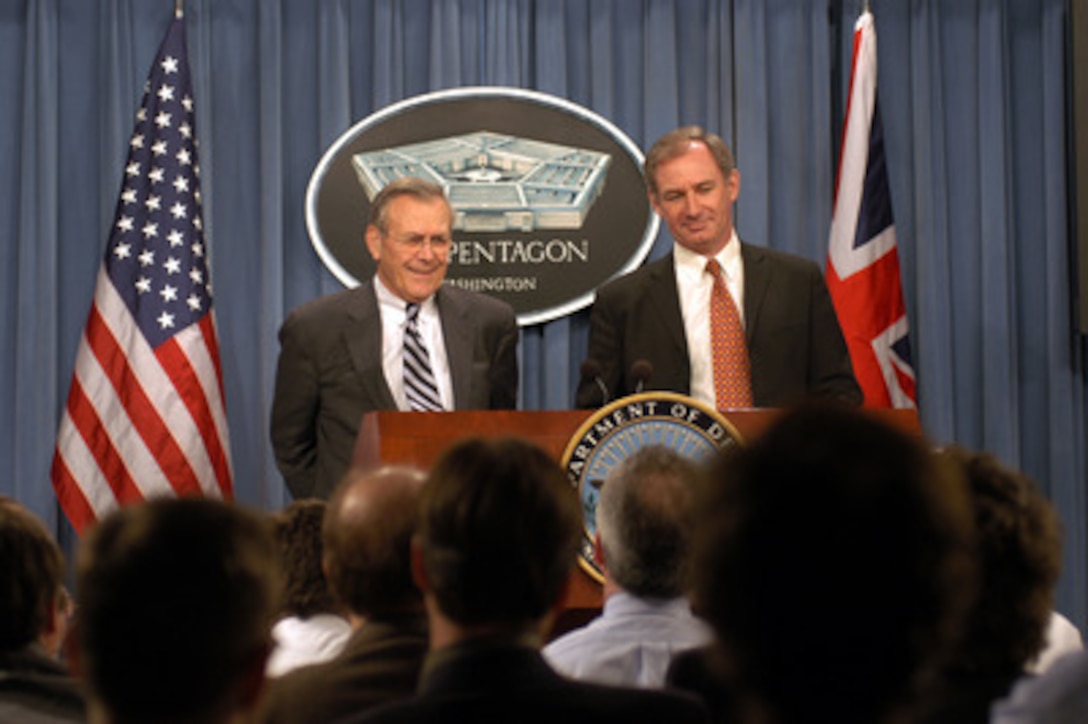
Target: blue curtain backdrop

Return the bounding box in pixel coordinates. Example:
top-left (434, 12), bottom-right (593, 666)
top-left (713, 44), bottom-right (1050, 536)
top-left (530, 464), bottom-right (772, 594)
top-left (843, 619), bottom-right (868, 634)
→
top-left (1, 0), bottom-right (1084, 625)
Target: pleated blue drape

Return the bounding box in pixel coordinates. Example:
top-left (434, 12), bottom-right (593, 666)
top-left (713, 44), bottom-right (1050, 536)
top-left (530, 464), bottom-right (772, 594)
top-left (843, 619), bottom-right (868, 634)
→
top-left (2, 0), bottom-right (1084, 625)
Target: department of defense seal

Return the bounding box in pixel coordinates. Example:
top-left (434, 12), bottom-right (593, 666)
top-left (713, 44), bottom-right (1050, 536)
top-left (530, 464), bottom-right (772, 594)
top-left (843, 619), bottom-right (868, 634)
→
top-left (560, 392), bottom-right (743, 582)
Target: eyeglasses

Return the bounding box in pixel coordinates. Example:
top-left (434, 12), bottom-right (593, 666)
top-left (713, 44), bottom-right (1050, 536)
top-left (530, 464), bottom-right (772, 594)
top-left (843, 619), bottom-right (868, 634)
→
top-left (386, 233), bottom-right (452, 253)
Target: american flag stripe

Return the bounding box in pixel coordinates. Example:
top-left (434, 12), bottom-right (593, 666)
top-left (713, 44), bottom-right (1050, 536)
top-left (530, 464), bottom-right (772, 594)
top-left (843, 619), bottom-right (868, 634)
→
top-left (58, 276), bottom-right (221, 521)
top-left (155, 326), bottom-right (232, 496)
top-left (49, 451), bottom-right (98, 532)
top-left (52, 15), bottom-right (232, 533)
top-left (62, 375), bottom-right (146, 503)
top-left (85, 278), bottom-right (214, 497)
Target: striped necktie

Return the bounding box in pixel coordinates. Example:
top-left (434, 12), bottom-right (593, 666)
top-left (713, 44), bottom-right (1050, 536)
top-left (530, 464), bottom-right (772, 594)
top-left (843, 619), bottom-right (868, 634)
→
top-left (706, 258), bottom-right (753, 408)
top-left (403, 302), bottom-right (444, 412)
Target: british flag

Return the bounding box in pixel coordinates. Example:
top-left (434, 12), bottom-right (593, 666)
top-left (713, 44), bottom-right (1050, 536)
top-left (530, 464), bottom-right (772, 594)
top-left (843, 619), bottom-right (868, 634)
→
top-left (51, 12), bottom-right (233, 533)
top-left (827, 10), bottom-right (917, 410)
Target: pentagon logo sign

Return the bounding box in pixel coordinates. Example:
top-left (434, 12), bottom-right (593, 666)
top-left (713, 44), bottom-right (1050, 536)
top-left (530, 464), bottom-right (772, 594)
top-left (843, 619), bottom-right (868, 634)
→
top-left (306, 87), bottom-right (657, 326)
top-left (560, 393), bottom-right (743, 583)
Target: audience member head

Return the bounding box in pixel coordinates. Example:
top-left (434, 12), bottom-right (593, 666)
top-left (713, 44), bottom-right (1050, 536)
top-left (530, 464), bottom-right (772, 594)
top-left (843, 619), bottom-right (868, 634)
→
top-left (75, 498), bottom-right (280, 724)
top-left (596, 444), bottom-right (700, 598)
top-left (692, 403), bottom-right (976, 724)
top-left (273, 498), bottom-right (337, 619)
top-left (935, 445), bottom-right (1062, 674)
top-left (323, 466), bottom-right (427, 619)
top-left (38, 585), bottom-right (74, 660)
top-left (415, 437), bottom-right (581, 635)
top-left (0, 496), bottom-right (66, 654)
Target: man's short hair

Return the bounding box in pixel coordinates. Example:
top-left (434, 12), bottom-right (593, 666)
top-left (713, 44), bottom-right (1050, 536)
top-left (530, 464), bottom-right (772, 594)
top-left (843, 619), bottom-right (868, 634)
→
top-left (596, 445), bottom-right (700, 598)
top-left (692, 403), bottom-right (976, 723)
top-left (273, 499), bottom-right (336, 618)
top-left (323, 466), bottom-right (425, 616)
top-left (76, 498), bottom-right (280, 722)
top-left (419, 437), bottom-right (581, 627)
top-left (644, 125), bottom-right (736, 195)
top-left (367, 177), bottom-right (453, 233)
top-left (936, 446), bottom-right (1062, 673)
top-left (0, 497), bottom-right (64, 651)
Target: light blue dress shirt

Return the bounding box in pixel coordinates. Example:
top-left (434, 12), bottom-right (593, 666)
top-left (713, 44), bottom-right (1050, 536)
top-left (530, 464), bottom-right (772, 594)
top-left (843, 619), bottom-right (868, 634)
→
top-left (542, 591), bottom-right (711, 689)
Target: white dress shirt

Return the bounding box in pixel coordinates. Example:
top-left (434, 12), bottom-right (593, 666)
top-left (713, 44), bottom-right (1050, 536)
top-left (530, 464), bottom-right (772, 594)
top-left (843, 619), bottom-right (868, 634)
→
top-left (542, 591), bottom-right (712, 689)
top-left (266, 613), bottom-right (352, 678)
top-left (1028, 611), bottom-right (1085, 674)
top-left (673, 230), bottom-right (744, 407)
top-left (374, 277), bottom-right (453, 411)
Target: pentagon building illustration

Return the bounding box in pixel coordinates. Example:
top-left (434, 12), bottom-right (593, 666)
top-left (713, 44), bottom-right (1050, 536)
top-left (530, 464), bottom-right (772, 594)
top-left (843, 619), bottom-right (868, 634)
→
top-left (352, 131), bottom-right (612, 232)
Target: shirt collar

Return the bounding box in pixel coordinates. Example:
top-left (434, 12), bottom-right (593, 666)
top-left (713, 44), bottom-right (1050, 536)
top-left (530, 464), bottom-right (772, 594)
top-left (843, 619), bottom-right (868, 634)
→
top-left (373, 275), bottom-right (438, 317)
top-left (672, 228), bottom-right (741, 278)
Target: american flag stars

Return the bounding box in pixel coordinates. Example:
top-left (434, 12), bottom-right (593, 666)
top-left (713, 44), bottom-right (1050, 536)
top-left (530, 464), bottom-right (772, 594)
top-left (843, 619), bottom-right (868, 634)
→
top-left (105, 50), bottom-right (211, 347)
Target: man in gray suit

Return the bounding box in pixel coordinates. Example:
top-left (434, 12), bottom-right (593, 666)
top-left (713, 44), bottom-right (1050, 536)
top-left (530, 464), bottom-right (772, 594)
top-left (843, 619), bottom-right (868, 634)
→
top-left (577, 126), bottom-right (860, 409)
top-left (271, 178), bottom-right (519, 499)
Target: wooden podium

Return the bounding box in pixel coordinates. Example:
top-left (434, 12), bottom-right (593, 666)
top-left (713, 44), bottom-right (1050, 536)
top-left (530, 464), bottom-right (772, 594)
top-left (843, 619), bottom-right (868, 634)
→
top-left (353, 406), bottom-right (921, 629)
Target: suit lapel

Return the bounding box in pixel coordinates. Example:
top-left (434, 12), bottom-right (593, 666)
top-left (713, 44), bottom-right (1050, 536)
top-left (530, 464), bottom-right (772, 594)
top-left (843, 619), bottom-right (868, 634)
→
top-left (741, 242), bottom-right (771, 346)
top-left (647, 253), bottom-right (688, 355)
top-left (436, 287), bottom-right (473, 409)
top-left (343, 282), bottom-right (397, 409)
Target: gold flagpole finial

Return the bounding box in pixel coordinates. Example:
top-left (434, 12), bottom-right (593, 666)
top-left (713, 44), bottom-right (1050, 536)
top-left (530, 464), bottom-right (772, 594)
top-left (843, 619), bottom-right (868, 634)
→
top-left (175, 0), bottom-right (184, 19)
top-left (863, 0), bottom-right (872, 14)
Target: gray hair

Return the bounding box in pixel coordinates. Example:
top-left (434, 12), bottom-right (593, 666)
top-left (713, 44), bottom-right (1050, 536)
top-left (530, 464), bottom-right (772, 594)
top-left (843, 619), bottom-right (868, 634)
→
top-left (597, 445), bottom-right (700, 597)
top-left (367, 177), bottom-right (453, 233)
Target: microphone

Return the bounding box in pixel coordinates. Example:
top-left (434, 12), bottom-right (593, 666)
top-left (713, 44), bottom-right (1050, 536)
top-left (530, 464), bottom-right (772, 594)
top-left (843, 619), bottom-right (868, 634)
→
top-left (630, 359), bottom-right (653, 394)
top-left (579, 359), bottom-right (611, 408)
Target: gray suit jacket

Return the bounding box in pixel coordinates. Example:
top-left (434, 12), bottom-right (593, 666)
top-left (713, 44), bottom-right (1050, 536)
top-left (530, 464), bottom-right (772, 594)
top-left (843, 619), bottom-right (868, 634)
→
top-left (577, 244), bottom-right (860, 408)
top-left (271, 281), bottom-right (518, 498)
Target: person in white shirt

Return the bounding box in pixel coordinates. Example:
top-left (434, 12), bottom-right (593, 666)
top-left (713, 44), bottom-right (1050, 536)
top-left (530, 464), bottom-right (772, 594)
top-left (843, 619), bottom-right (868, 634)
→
top-left (1028, 611), bottom-right (1084, 674)
top-left (266, 498), bottom-right (351, 677)
top-left (544, 445), bottom-right (711, 687)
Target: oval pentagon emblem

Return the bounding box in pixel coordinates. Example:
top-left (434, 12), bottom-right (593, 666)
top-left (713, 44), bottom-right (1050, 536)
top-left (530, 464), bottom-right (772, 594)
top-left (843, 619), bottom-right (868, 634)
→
top-left (306, 87), bottom-right (658, 326)
top-left (560, 392), bottom-right (743, 583)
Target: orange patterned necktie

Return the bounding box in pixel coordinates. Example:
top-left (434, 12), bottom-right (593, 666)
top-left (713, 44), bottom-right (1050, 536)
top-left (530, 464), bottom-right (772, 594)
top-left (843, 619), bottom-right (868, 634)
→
top-left (706, 258), bottom-right (753, 408)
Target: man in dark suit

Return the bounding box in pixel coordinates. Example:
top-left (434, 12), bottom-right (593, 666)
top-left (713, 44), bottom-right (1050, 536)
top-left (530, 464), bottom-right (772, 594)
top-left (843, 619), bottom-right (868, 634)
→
top-left (271, 177), bottom-right (519, 499)
top-left (577, 126), bottom-right (860, 409)
top-left (348, 437), bottom-right (708, 724)
top-left (261, 465), bottom-right (429, 724)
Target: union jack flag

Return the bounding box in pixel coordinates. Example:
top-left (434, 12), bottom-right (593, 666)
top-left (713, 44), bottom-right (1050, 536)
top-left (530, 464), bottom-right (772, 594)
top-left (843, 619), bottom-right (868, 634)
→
top-left (827, 10), bottom-right (917, 410)
top-left (51, 13), bottom-right (233, 534)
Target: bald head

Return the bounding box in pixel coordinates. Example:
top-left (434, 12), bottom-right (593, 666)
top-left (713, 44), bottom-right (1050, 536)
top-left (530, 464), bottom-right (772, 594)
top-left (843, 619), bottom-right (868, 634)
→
top-left (324, 466), bottom-right (426, 617)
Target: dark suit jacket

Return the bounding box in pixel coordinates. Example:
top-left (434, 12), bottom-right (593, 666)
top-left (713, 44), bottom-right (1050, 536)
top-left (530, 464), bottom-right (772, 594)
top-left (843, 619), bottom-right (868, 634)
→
top-left (348, 640), bottom-right (708, 724)
top-left (260, 613), bottom-right (427, 724)
top-left (577, 244), bottom-right (861, 408)
top-left (271, 280), bottom-right (519, 498)
top-left (0, 646), bottom-right (86, 723)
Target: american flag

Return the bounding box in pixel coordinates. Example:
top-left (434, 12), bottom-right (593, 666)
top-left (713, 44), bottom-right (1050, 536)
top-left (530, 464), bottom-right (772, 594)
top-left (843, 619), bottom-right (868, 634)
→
top-left (51, 13), bottom-right (233, 534)
top-left (826, 10), bottom-right (917, 410)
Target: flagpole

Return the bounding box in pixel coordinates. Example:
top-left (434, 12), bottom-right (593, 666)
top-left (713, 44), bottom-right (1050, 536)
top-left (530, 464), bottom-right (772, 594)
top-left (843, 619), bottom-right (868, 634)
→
top-left (175, 0), bottom-right (184, 19)
top-left (863, 0), bottom-right (871, 13)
